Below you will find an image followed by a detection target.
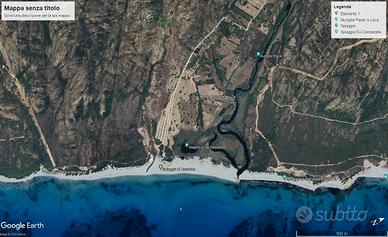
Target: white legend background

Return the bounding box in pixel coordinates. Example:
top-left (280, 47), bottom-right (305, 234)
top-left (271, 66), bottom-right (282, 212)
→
top-left (331, 1), bottom-right (386, 39)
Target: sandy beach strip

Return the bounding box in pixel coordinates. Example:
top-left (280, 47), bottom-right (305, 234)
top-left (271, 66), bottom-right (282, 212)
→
top-left (0, 156), bottom-right (386, 191)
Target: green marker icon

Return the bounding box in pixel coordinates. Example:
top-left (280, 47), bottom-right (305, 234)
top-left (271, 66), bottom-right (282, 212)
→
top-left (159, 164), bottom-right (164, 170)
top-left (282, 175), bottom-right (287, 180)
top-left (185, 142), bottom-right (189, 148)
top-left (40, 164), bottom-right (48, 172)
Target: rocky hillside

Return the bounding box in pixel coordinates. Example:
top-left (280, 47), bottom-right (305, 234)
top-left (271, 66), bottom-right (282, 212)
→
top-left (0, 0), bottom-right (232, 177)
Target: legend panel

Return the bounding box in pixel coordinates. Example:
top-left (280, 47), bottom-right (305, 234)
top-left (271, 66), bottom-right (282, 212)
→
top-left (331, 1), bottom-right (386, 39)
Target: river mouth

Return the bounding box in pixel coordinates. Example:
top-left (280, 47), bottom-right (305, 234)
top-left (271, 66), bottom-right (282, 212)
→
top-left (178, 1), bottom-right (294, 177)
top-left (208, 1), bottom-right (294, 177)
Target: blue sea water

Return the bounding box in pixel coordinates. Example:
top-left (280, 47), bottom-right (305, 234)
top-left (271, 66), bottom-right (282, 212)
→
top-left (0, 175), bottom-right (387, 237)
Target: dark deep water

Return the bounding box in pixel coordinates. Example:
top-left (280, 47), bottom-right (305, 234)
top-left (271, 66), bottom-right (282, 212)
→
top-left (0, 175), bottom-right (387, 237)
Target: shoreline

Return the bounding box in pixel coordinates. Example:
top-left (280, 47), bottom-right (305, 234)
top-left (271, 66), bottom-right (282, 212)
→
top-left (0, 156), bottom-right (387, 191)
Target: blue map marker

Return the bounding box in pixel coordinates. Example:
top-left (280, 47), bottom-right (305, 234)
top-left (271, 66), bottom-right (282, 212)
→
top-left (256, 51), bottom-right (261, 57)
top-left (384, 173), bottom-right (388, 179)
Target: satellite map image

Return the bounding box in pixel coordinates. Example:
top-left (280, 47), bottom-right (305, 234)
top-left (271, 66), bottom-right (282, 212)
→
top-left (0, 0), bottom-right (387, 236)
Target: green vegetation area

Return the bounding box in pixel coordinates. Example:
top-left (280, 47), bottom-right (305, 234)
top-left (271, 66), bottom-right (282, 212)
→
top-left (249, 135), bottom-right (276, 172)
top-left (227, 90), bottom-right (255, 134)
top-left (230, 6), bottom-right (252, 24)
top-left (259, 93), bottom-right (387, 167)
top-left (0, 88), bottom-right (54, 178)
top-left (159, 14), bottom-right (171, 28)
top-left (0, 161), bottom-right (40, 179)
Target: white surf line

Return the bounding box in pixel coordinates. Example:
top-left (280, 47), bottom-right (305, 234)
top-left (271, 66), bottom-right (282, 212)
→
top-left (156, 0), bottom-right (267, 145)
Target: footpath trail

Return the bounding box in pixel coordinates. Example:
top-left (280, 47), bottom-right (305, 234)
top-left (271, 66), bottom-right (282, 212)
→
top-left (0, 41), bottom-right (56, 168)
top-left (258, 38), bottom-right (387, 168)
top-left (155, 0), bottom-right (267, 147)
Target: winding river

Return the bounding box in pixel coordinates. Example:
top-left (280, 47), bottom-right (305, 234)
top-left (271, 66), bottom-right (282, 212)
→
top-left (210, 1), bottom-right (293, 177)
